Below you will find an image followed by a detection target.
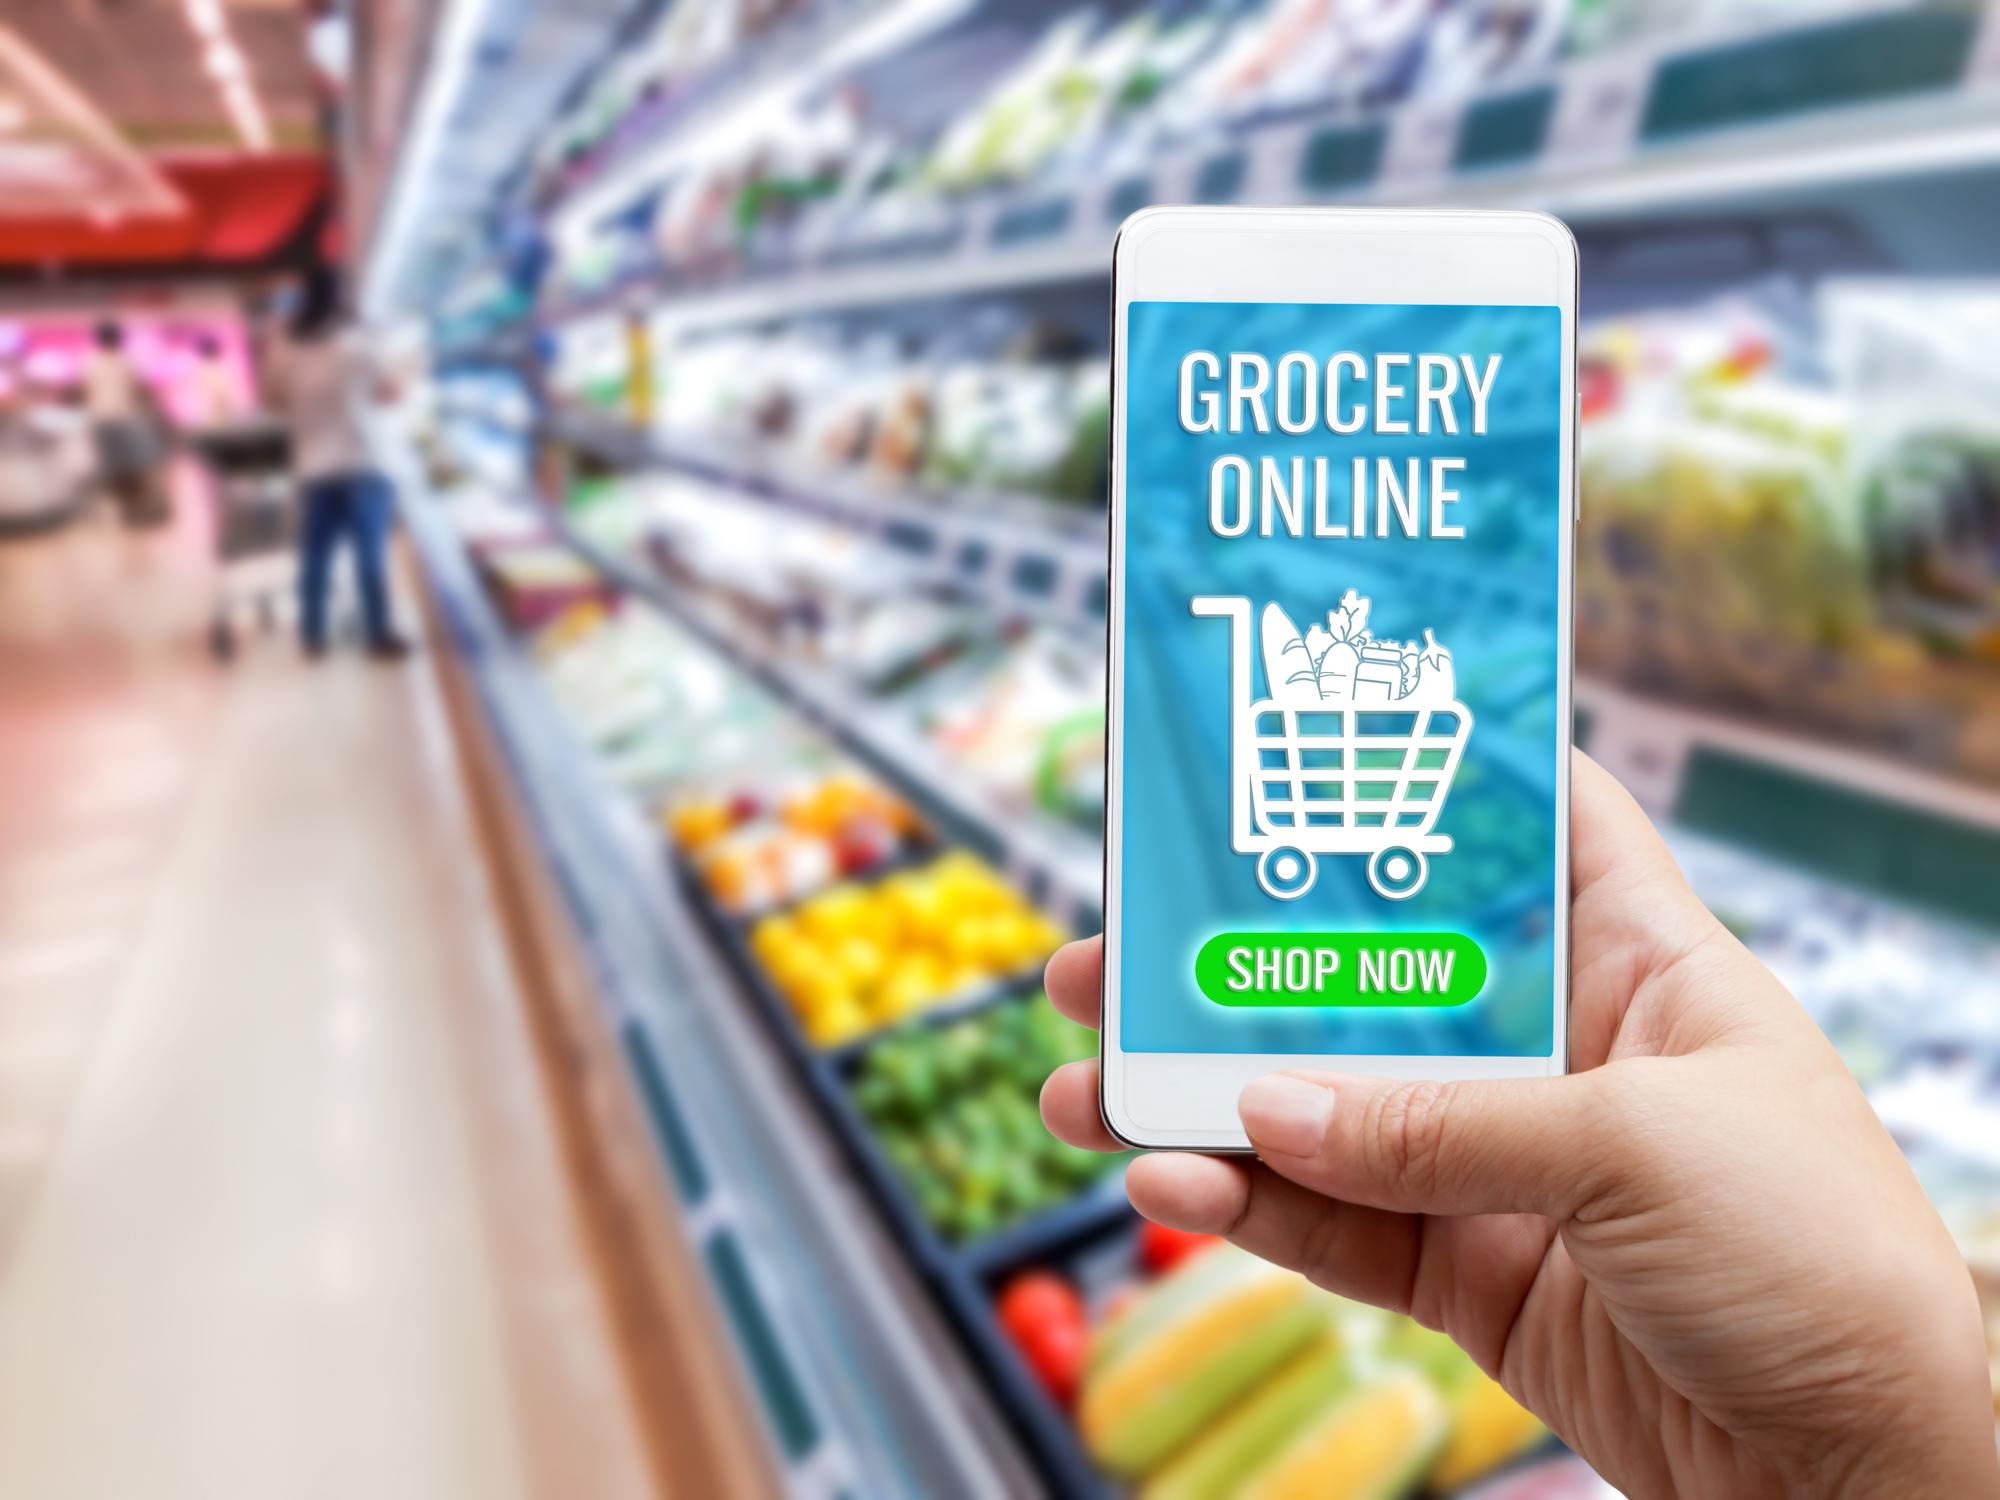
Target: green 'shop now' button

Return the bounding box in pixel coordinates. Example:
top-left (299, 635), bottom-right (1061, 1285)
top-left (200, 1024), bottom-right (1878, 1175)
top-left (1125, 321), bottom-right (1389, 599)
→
top-left (1195, 933), bottom-right (1486, 1007)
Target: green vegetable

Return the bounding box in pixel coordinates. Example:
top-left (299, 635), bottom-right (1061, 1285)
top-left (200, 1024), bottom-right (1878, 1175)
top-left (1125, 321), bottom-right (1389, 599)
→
top-left (849, 991), bottom-right (1121, 1241)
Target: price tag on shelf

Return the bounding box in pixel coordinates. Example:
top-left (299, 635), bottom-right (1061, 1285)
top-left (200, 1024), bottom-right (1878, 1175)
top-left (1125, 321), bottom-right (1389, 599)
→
top-left (1544, 50), bottom-right (1654, 166)
top-left (1380, 98), bottom-right (1461, 187)
top-left (1243, 123), bottom-right (1311, 203)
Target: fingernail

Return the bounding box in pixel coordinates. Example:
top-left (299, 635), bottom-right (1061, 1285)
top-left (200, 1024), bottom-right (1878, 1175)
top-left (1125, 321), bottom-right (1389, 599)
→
top-left (1239, 1075), bottom-right (1334, 1158)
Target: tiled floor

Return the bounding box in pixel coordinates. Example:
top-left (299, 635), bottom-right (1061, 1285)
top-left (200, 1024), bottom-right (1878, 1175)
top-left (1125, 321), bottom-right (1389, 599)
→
top-left (0, 480), bottom-right (653, 1500)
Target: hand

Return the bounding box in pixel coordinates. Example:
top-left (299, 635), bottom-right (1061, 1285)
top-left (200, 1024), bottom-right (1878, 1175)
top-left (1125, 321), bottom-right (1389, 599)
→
top-left (1042, 750), bottom-right (1999, 1499)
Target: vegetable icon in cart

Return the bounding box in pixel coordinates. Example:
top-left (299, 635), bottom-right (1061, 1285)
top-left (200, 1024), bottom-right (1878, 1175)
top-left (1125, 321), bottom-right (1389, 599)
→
top-left (1192, 594), bottom-right (1473, 901)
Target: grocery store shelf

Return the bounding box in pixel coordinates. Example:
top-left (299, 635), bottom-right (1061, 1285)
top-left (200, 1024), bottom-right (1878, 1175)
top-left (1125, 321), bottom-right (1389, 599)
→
top-left (383, 425), bottom-right (1047, 1500)
top-left (547, 404), bottom-right (1111, 628)
top-left (635, 235), bottom-right (1112, 339)
top-left (552, 1), bottom-right (2000, 334)
top-left (1578, 676), bottom-right (2000, 831)
top-left (1578, 677), bottom-right (2000, 930)
top-left (1503, 90), bottom-right (2000, 219)
top-left (546, 494), bottom-right (1110, 924)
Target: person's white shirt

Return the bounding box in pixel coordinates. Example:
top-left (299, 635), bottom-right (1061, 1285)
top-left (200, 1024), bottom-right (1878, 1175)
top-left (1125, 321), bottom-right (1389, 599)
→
top-left (269, 328), bottom-right (372, 482)
top-left (82, 347), bottom-right (139, 423)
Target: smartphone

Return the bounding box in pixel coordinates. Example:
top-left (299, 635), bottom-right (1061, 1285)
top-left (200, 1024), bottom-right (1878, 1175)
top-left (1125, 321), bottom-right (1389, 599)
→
top-left (1101, 206), bottom-right (1577, 1152)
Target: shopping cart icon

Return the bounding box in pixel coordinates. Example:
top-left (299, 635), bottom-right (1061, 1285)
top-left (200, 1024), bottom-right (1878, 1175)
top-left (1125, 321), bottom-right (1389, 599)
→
top-left (1192, 595), bottom-right (1474, 901)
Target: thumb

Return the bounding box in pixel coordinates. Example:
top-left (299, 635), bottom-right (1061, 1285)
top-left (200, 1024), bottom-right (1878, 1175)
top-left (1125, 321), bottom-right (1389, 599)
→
top-left (1239, 1069), bottom-right (1622, 1221)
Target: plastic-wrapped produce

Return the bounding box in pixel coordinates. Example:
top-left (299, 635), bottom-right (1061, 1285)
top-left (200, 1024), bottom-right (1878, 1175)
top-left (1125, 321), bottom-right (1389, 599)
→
top-left (649, 321), bottom-right (1108, 507)
top-left (1822, 280), bottom-right (2000, 658)
top-left (1160, 0), bottom-right (1430, 126)
top-left (1412, 0), bottom-right (1569, 99)
top-left (1578, 287), bottom-right (2000, 781)
top-left (926, 361), bottom-right (1082, 495)
top-left (915, 626), bottom-right (1108, 822)
top-left (1578, 415), bottom-right (1876, 711)
top-left (924, 13), bottom-right (1213, 194)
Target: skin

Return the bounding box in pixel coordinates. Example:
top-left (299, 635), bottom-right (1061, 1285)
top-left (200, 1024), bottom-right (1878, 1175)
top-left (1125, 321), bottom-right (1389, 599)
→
top-left (1042, 751), bottom-right (1999, 1499)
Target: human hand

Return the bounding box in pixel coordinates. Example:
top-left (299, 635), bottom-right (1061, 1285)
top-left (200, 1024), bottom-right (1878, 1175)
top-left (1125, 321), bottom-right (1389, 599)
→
top-left (1042, 750), bottom-right (1999, 1499)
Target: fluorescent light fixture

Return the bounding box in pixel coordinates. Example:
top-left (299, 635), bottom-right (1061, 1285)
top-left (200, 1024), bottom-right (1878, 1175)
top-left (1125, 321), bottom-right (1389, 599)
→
top-left (0, 26), bottom-right (184, 217)
top-left (183, 0), bottom-right (267, 151)
top-left (205, 43), bottom-right (246, 80)
top-left (308, 14), bottom-right (351, 85)
top-left (364, 0), bottom-right (497, 318)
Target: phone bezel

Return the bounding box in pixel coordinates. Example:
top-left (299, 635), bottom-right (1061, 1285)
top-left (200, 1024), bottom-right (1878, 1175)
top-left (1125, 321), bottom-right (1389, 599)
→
top-left (1099, 205), bottom-right (1579, 1153)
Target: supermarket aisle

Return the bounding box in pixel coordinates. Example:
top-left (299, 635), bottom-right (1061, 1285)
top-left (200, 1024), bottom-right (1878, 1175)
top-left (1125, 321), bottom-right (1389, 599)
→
top-left (0, 494), bottom-right (655, 1500)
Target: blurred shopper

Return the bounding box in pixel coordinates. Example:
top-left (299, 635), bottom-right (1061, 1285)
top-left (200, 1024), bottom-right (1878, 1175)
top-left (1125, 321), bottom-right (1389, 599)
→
top-left (84, 320), bottom-right (165, 525)
top-left (191, 334), bottom-right (239, 428)
top-left (268, 266), bottom-right (409, 659)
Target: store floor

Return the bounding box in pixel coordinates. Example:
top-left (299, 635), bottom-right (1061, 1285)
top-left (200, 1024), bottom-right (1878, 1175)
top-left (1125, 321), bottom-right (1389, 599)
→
top-left (0, 477), bottom-right (656, 1500)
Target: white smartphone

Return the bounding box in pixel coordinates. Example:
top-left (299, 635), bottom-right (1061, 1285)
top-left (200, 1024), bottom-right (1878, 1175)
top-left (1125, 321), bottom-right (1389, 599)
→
top-left (1100, 206), bottom-right (1577, 1152)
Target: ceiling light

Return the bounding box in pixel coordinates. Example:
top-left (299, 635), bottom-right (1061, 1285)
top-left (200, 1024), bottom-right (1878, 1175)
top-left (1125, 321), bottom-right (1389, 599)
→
top-left (308, 14), bottom-right (350, 86)
top-left (205, 42), bottom-right (245, 81)
top-left (179, 4), bottom-right (267, 152)
top-left (0, 26), bottom-right (183, 217)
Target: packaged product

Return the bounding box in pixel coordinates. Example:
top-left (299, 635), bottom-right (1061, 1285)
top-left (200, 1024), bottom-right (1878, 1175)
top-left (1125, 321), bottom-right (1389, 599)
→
top-left (924, 13), bottom-right (1185, 193)
top-left (471, 539), bottom-right (615, 630)
top-left (1578, 285), bottom-right (2000, 782)
top-left (916, 626), bottom-right (1108, 824)
top-left (1822, 280), bottom-right (2000, 659)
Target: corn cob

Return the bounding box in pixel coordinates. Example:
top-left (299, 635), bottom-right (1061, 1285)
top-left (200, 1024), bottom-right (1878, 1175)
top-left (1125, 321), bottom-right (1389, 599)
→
top-left (1080, 1245), bottom-right (1326, 1477)
top-left (1139, 1332), bottom-right (1351, 1500)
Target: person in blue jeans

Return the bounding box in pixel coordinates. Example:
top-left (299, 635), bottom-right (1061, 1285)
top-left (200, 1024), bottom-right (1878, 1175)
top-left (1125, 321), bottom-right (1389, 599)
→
top-left (297, 469), bottom-right (398, 654)
top-left (269, 264), bottom-right (410, 659)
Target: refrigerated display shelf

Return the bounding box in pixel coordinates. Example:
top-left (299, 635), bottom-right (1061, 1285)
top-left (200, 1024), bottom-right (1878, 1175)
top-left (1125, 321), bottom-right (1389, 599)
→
top-left (545, 496), bottom-right (1110, 923)
top-left (1577, 677), bottom-right (2000, 932)
top-left (548, 403), bottom-right (1111, 629)
top-left (406, 456), bottom-right (1132, 1496)
top-left (545, 397), bottom-right (2000, 939)
top-left (549, 1), bottom-right (2000, 336)
top-left (385, 429), bottom-right (1059, 1499)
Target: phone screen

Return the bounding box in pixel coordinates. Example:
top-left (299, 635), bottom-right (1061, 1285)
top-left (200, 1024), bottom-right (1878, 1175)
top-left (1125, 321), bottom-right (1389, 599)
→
top-left (1111, 299), bottom-right (1567, 1059)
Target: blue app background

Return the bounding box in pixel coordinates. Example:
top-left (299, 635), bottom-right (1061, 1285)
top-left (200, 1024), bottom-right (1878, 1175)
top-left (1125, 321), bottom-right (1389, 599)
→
top-left (1117, 301), bottom-right (1564, 1056)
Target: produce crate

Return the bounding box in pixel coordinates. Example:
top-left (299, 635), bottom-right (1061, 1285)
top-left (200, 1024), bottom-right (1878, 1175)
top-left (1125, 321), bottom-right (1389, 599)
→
top-left (673, 846), bottom-right (1126, 1496)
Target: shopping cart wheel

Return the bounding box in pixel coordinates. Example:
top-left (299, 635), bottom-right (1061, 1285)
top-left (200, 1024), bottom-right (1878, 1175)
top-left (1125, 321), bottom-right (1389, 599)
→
top-left (1256, 846), bottom-right (1317, 900)
top-left (1366, 846), bottom-right (1426, 901)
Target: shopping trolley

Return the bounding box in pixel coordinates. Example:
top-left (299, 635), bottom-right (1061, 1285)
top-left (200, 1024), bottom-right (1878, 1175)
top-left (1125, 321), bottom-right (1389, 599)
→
top-left (1191, 597), bottom-right (1474, 901)
top-left (191, 420), bottom-right (294, 661)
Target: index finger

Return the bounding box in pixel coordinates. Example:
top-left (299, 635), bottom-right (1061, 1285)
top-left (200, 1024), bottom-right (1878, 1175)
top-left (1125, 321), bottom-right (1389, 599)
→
top-left (1044, 935), bottom-right (1101, 1029)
